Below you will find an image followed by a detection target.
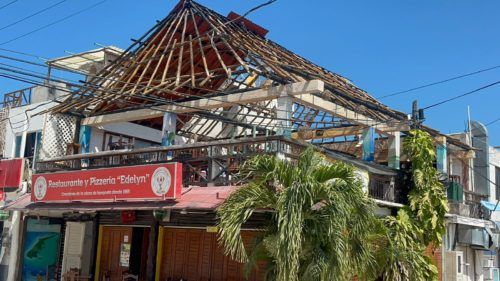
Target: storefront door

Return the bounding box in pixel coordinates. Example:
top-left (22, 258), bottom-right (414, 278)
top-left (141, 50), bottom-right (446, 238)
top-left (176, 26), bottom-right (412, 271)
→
top-left (97, 226), bottom-right (132, 281)
top-left (97, 226), bottom-right (150, 281)
top-left (157, 227), bottom-right (265, 281)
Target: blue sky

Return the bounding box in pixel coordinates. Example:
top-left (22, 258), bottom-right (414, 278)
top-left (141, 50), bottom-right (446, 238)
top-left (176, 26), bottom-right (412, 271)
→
top-left (1, 0), bottom-right (499, 144)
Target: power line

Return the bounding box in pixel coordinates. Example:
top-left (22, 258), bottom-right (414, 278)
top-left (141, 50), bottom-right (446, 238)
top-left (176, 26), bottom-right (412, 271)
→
top-left (378, 64), bottom-right (500, 99)
top-left (422, 80), bottom-right (500, 110)
top-left (0, 66), bottom-right (358, 128)
top-left (0, 51), bottom-right (384, 125)
top-left (0, 0), bottom-right (108, 46)
top-left (0, 0), bottom-right (17, 11)
top-left (486, 117), bottom-right (500, 127)
top-left (0, 47), bottom-right (48, 60)
top-left (0, 0), bottom-right (68, 32)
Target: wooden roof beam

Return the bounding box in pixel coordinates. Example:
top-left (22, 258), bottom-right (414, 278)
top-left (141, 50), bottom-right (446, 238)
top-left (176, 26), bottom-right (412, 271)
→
top-left (294, 93), bottom-right (409, 134)
top-left (291, 123), bottom-right (408, 141)
top-left (82, 80), bottom-right (324, 126)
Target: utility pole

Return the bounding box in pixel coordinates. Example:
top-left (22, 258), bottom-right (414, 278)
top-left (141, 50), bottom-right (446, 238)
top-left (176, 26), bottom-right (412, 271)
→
top-left (411, 100), bottom-right (425, 129)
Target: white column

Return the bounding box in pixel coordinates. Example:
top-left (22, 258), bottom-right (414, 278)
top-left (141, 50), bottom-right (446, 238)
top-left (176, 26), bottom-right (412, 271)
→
top-left (388, 131), bottom-right (400, 169)
top-left (6, 211), bottom-right (21, 281)
top-left (162, 113), bottom-right (177, 161)
top-left (276, 96), bottom-right (293, 137)
top-left (436, 136), bottom-right (447, 174)
top-left (275, 96), bottom-right (293, 161)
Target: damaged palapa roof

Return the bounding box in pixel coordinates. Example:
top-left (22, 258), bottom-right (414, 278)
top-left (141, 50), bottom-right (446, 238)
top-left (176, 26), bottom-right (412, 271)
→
top-left (47, 0), bottom-right (407, 124)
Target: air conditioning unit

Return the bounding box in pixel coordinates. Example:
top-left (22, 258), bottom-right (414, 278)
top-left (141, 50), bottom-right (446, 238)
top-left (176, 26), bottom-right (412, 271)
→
top-left (458, 227), bottom-right (489, 249)
top-left (484, 267), bottom-right (499, 281)
top-left (445, 251), bottom-right (466, 281)
top-left (484, 258), bottom-right (495, 268)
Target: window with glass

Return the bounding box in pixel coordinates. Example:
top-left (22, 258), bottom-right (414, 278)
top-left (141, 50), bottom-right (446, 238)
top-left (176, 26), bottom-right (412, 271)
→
top-left (14, 131), bottom-right (42, 162)
top-left (14, 135), bottom-right (22, 158)
top-left (102, 132), bottom-right (159, 151)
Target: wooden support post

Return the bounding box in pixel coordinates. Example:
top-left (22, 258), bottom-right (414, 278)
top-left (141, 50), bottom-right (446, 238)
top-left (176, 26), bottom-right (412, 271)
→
top-left (146, 220), bottom-right (159, 281)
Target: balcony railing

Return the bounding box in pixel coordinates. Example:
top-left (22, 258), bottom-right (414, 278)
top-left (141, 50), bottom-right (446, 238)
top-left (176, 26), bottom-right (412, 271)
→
top-left (36, 135), bottom-right (405, 203)
top-left (3, 87), bottom-right (33, 108)
top-left (36, 136), bottom-right (304, 186)
top-left (369, 175), bottom-right (396, 202)
top-left (448, 187), bottom-right (489, 220)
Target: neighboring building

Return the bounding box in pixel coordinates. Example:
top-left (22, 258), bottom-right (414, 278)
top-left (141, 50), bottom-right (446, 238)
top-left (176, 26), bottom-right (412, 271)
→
top-left (445, 122), bottom-right (500, 281)
top-left (0, 48), bottom-right (123, 281)
top-left (0, 83), bottom-right (69, 280)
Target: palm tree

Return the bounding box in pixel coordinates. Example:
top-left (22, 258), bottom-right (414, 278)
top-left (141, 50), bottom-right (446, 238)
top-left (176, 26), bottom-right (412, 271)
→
top-left (217, 147), bottom-right (380, 281)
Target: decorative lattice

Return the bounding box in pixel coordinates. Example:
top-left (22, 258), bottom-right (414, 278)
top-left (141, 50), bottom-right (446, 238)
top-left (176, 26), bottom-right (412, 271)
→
top-left (40, 113), bottom-right (77, 159)
top-left (0, 107), bottom-right (9, 157)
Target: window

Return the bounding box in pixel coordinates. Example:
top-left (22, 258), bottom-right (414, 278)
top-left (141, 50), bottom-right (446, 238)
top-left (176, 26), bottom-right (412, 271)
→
top-left (14, 131), bottom-right (42, 162)
top-left (14, 135), bottom-right (22, 158)
top-left (102, 132), bottom-right (159, 151)
top-left (457, 254), bottom-right (462, 274)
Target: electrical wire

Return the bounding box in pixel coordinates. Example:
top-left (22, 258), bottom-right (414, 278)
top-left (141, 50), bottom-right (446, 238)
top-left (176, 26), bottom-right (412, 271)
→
top-left (0, 47), bottom-right (407, 139)
top-left (422, 80), bottom-right (500, 110)
top-left (0, 0), bottom-right (327, 123)
top-left (0, 0), bottom-right (68, 32)
top-left (378, 64), bottom-right (500, 99)
top-left (0, 47), bottom-right (48, 60)
top-left (0, 0), bottom-right (17, 11)
top-left (0, 68), bottom-right (365, 130)
top-left (486, 117), bottom-right (500, 127)
top-left (0, 0), bottom-right (108, 46)
top-left (0, 0), bottom-right (406, 135)
top-left (0, 53), bottom-right (387, 126)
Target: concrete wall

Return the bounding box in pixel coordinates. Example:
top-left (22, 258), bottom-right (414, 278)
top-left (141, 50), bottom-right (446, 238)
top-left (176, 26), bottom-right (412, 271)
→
top-left (489, 147), bottom-right (500, 221)
top-left (3, 102), bottom-right (54, 159)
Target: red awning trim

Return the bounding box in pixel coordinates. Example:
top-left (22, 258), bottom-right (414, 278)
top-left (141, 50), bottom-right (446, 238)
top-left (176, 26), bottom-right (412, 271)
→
top-left (3, 186), bottom-right (239, 212)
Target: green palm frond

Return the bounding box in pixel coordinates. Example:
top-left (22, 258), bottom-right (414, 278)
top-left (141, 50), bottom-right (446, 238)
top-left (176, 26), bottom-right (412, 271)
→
top-left (217, 182), bottom-right (277, 262)
top-left (217, 146), bottom-right (380, 281)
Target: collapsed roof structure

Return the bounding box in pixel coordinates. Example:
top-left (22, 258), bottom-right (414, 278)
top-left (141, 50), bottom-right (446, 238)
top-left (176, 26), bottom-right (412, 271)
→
top-left (46, 0), bottom-right (469, 154)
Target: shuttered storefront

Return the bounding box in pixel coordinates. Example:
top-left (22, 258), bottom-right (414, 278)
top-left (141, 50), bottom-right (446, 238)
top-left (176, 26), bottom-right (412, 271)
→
top-left (157, 227), bottom-right (265, 281)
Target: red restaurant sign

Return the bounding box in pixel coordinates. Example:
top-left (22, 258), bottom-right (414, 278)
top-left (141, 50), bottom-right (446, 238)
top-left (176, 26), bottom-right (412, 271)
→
top-left (31, 163), bottom-right (182, 203)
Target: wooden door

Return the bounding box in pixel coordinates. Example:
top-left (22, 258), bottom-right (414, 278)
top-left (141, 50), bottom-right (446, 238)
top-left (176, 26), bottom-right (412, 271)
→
top-left (99, 226), bottom-right (133, 281)
top-left (159, 227), bottom-right (265, 281)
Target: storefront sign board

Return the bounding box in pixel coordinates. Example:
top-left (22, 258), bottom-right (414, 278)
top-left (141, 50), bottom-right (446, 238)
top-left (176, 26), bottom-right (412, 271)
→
top-left (31, 163), bottom-right (182, 202)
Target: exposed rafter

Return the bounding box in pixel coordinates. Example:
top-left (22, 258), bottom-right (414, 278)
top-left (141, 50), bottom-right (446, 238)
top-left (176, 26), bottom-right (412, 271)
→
top-left (47, 0), bottom-right (407, 126)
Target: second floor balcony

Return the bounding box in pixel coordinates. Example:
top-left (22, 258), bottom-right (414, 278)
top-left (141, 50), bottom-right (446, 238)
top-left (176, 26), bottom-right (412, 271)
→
top-left (447, 175), bottom-right (489, 220)
top-left (34, 135), bottom-right (407, 204)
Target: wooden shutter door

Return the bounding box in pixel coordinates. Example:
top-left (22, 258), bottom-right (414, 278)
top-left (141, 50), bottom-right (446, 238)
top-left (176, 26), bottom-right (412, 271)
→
top-left (160, 228), bottom-right (265, 281)
top-left (61, 222), bottom-right (86, 275)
